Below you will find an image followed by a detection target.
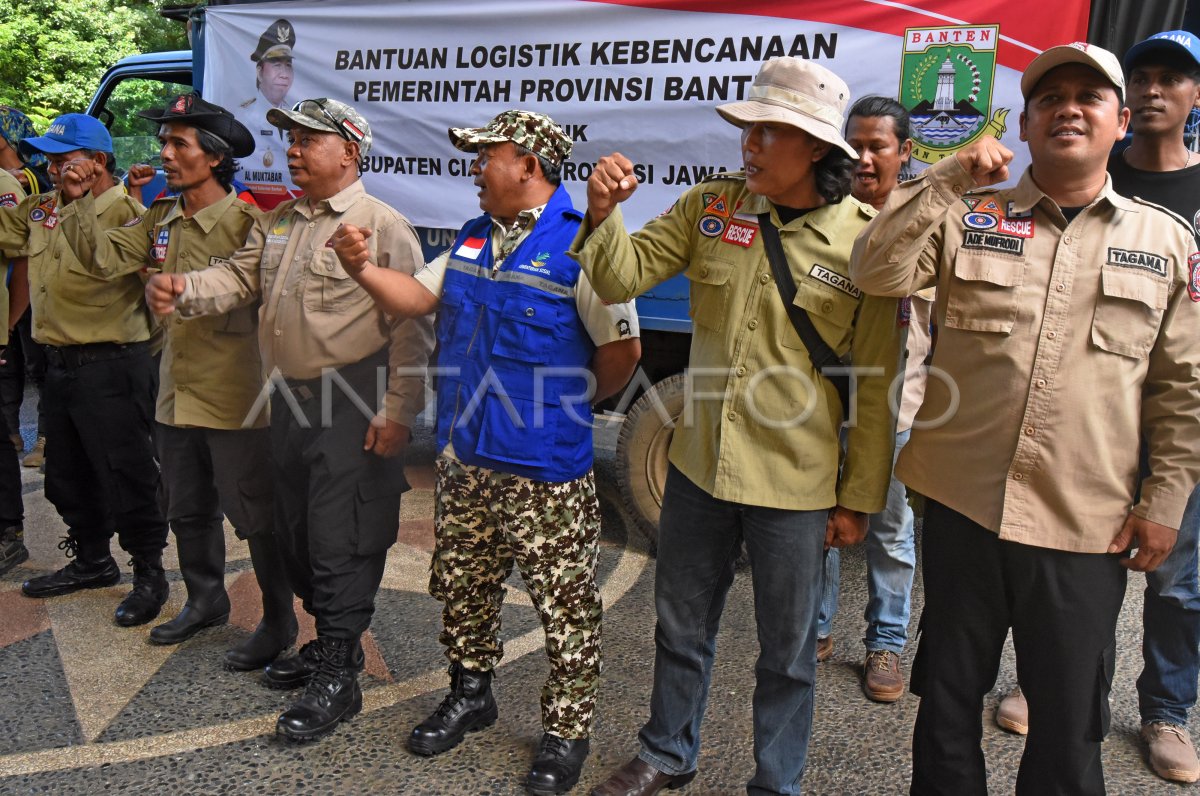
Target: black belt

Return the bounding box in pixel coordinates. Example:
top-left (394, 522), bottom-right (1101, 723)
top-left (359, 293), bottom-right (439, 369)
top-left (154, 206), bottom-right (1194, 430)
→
top-left (282, 347), bottom-right (389, 403)
top-left (44, 340), bottom-right (150, 370)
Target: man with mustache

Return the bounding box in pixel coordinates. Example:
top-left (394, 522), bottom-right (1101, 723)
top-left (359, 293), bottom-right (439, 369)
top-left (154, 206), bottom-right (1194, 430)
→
top-left (58, 94), bottom-right (298, 672)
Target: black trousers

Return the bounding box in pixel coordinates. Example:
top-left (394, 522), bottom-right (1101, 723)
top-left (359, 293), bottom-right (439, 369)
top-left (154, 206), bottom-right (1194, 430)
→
top-left (0, 405), bottom-right (21, 529)
top-left (910, 501), bottom-right (1127, 796)
top-left (269, 351), bottom-right (408, 639)
top-left (0, 310), bottom-right (46, 437)
top-left (156, 423), bottom-right (274, 542)
top-left (42, 343), bottom-right (167, 559)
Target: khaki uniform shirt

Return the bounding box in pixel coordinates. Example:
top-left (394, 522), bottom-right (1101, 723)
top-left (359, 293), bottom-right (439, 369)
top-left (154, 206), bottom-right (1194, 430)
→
top-left (0, 184), bottom-right (149, 347)
top-left (0, 170), bottom-right (27, 344)
top-left (897, 290), bottom-right (934, 433)
top-left (570, 174), bottom-right (903, 513)
top-left (850, 156), bottom-right (1200, 552)
top-left (176, 180), bottom-right (433, 425)
top-left (59, 189), bottom-right (266, 430)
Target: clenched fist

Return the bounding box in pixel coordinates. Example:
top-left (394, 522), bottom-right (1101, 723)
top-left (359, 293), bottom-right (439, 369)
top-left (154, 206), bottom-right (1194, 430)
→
top-left (954, 138), bottom-right (1013, 189)
top-left (586, 153), bottom-right (639, 227)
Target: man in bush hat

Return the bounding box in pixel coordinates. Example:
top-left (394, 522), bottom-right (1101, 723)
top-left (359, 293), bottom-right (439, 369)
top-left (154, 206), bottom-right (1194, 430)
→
top-left (329, 108), bottom-right (641, 794)
top-left (851, 42), bottom-right (1200, 794)
top-left (146, 98), bottom-right (432, 742)
top-left (575, 57), bottom-right (902, 795)
top-left (237, 18), bottom-right (298, 207)
top-left (58, 93), bottom-right (298, 672)
top-left (0, 113), bottom-right (169, 627)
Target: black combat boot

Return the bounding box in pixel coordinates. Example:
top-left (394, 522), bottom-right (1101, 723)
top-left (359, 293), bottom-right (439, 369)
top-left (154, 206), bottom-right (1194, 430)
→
top-left (407, 662), bottom-right (498, 756)
top-left (526, 733), bottom-right (591, 795)
top-left (262, 637), bottom-right (364, 689)
top-left (275, 636), bottom-right (363, 741)
top-left (150, 530), bottom-right (230, 644)
top-left (114, 554), bottom-right (169, 627)
top-left (0, 526), bottom-right (28, 576)
top-left (225, 534), bottom-right (298, 670)
top-left (22, 536), bottom-right (120, 597)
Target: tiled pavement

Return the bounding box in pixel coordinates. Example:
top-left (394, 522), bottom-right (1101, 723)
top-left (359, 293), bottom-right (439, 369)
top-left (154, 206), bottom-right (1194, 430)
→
top-left (0, 414), bottom-right (1192, 795)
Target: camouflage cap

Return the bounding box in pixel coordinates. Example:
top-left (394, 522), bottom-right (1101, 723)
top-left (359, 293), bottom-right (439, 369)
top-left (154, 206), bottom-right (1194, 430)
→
top-left (449, 110), bottom-right (572, 166)
top-left (0, 106), bottom-right (46, 169)
top-left (267, 98), bottom-right (372, 157)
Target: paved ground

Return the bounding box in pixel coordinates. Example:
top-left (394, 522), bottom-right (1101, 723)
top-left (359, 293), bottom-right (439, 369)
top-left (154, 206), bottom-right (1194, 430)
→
top-left (0, 404), bottom-right (1192, 795)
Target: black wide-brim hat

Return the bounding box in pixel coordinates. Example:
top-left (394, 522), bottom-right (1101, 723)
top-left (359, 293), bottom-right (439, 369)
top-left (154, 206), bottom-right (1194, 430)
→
top-left (138, 94), bottom-right (256, 159)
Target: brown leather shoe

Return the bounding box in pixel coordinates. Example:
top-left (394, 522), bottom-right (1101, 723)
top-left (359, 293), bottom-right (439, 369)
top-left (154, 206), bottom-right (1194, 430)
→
top-left (816, 636), bottom-right (834, 662)
top-left (862, 650), bottom-right (904, 703)
top-left (590, 757), bottom-right (697, 796)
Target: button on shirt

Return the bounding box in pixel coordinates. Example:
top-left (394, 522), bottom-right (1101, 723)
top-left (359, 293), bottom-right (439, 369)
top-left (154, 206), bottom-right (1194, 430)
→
top-left (59, 189), bottom-right (265, 430)
top-left (0, 185), bottom-right (150, 346)
top-left (570, 175), bottom-right (903, 513)
top-left (850, 155), bottom-right (1200, 552)
top-left (174, 180), bottom-right (433, 425)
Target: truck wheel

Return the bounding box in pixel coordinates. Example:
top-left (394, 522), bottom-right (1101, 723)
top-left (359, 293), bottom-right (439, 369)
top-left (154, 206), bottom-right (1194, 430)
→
top-left (616, 373), bottom-right (687, 552)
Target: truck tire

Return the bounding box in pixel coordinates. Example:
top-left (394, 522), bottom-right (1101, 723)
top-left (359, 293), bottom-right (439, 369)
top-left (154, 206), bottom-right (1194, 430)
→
top-left (616, 373), bottom-right (687, 552)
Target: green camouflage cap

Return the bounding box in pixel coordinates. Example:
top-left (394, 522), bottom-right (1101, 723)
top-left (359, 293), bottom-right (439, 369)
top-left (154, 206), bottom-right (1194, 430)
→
top-left (449, 110), bottom-right (573, 166)
top-left (267, 98), bottom-right (372, 157)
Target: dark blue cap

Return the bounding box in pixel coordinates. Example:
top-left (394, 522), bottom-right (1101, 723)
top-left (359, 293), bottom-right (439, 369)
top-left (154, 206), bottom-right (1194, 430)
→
top-left (18, 113), bottom-right (112, 158)
top-left (1124, 30), bottom-right (1200, 72)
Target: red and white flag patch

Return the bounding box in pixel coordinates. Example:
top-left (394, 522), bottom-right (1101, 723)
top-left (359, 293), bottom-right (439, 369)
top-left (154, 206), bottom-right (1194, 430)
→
top-left (455, 236), bottom-right (487, 259)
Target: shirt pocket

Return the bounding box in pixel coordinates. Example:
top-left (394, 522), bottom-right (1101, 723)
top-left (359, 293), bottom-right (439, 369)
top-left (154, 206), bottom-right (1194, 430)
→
top-left (943, 252), bottom-right (1025, 334)
top-left (782, 279), bottom-right (857, 350)
top-left (303, 250), bottom-right (361, 312)
top-left (491, 295), bottom-right (556, 365)
top-left (1090, 266), bottom-right (1167, 359)
top-left (685, 257), bottom-right (735, 332)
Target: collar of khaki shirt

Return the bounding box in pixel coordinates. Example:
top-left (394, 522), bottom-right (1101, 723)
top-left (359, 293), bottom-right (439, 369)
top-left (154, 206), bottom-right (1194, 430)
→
top-left (89, 182), bottom-right (130, 215)
top-left (735, 190), bottom-right (861, 245)
top-left (1006, 168), bottom-right (1136, 219)
top-left (294, 179), bottom-right (366, 219)
top-left (156, 188), bottom-right (239, 233)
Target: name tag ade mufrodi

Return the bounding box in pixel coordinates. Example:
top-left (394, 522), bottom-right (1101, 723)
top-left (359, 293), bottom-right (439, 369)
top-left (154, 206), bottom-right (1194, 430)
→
top-left (1107, 247), bottom-right (1168, 277)
top-left (962, 230), bottom-right (1025, 256)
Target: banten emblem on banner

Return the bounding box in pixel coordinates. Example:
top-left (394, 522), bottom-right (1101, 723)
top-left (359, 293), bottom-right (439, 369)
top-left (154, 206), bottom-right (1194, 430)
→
top-left (900, 25), bottom-right (1008, 165)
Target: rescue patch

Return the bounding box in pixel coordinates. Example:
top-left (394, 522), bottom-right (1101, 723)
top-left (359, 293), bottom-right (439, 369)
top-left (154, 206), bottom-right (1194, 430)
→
top-left (704, 194), bottom-right (730, 217)
top-left (698, 215), bottom-right (724, 237)
top-left (0, 193), bottom-right (16, 209)
top-left (454, 236), bottom-right (486, 259)
top-left (809, 264), bottom-right (862, 298)
top-left (997, 217), bottom-right (1035, 238)
top-left (962, 230), bottom-right (1024, 256)
top-left (963, 212), bottom-right (998, 230)
top-left (1006, 201), bottom-right (1033, 219)
top-left (1188, 253), bottom-right (1200, 302)
top-left (721, 220), bottom-right (757, 247)
top-left (1107, 247), bottom-right (1167, 277)
top-left (42, 210), bottom-right (58, 230)
top-left (152, 228), bottom-right (170, 264)
top-left (122, 216), bottom-right (143, 227)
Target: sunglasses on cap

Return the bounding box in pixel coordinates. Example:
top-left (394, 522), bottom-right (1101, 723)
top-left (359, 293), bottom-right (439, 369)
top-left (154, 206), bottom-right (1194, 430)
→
top-left (291, 99), bottom-right (365, 144)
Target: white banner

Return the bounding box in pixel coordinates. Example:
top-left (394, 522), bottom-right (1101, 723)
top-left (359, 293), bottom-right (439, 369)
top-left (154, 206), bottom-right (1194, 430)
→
top-left (204, 0), bottom-right (1088, 229)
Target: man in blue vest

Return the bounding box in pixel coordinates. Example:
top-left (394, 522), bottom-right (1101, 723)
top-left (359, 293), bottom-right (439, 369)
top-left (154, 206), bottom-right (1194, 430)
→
top-left (330, 109), bottom-right (641, 796)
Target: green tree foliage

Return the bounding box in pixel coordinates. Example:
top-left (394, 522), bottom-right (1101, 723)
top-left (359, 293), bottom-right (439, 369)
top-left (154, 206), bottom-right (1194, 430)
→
top-left (0, 0), bottom-right (188, 130)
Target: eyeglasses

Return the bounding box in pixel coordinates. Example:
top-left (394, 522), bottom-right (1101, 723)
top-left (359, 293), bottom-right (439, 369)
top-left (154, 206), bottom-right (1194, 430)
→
top-left (291, 99), bottom-right (365, 145)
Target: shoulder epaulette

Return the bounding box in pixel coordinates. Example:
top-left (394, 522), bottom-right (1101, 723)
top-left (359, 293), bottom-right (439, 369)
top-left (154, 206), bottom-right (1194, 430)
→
top-left (1129, 195), bottom-right (1196, 237)
top-left (239, 97), bottom-right (255, 109)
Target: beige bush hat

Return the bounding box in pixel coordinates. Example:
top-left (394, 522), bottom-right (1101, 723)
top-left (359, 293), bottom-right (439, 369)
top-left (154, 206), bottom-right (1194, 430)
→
top-left (717, 57), bottom-right (856, 158)
top-left (1020, 42), bottom-right (1125, 101)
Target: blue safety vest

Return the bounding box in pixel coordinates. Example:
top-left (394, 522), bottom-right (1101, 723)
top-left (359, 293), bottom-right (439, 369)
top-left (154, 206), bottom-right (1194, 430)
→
top-left (435, 185), bottom-right (595, 482)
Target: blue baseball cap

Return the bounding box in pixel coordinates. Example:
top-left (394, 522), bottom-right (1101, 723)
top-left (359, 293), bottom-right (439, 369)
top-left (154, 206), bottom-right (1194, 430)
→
top-left (18, 113), bottom-right (112, 158)
top-left (1124, 30), bottom-right (1200, 72)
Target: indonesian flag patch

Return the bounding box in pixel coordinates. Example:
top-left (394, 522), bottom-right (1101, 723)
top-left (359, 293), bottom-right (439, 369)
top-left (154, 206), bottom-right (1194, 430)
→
top-left (455, 236), bottom-right (486, 260)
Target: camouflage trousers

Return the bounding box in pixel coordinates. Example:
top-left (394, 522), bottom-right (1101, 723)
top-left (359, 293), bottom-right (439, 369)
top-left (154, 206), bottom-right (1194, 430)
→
top-left (429, 456), bottom-right (603, 739)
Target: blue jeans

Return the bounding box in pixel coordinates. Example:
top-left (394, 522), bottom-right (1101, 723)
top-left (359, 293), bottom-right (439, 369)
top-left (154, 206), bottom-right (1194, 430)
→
top-left (1138, 480), bottom-right (1200, 726)
top-left (817, 429), bottom-right (915, 653)
top-left (637, 466), bottom-right (827, 796)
